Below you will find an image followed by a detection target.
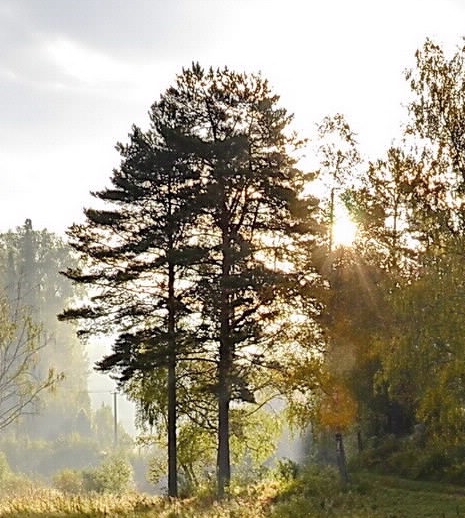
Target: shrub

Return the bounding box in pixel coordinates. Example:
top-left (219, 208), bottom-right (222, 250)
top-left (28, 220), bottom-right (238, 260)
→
top-left (274, 458), bottom-right (300, 482)
top-left (272, 465), bottom-right (361, 518)
top-left (89, 455), bottom-right (134, 493)
top-left (0, 451), bottom-right (12, 482)
top-left (53, 469), bottom-right (85, 494)
top-left (53, 455), bottom-right (134, 494)
top-left (351, 433), bottom-right (465, 486)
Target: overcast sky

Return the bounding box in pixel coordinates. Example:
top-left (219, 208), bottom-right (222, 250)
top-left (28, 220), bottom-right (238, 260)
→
top-left (1, 0), bottom-right (465, 234)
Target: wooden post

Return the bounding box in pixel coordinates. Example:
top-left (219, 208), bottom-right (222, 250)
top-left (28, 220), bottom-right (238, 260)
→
top-left (357, 429), bottom-right (363, 452)
top-left (335, 432), bottom-right (349, 485)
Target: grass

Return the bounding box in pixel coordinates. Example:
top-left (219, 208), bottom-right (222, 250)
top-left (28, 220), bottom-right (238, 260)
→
top-left (272, 470), bottom-right (465, 517)
top-left (2, 471), bottom-right (465, 517)
top-left (0, 485), bottom-right (274, 518)
top-left (354, 473), bottom-right (465, 517)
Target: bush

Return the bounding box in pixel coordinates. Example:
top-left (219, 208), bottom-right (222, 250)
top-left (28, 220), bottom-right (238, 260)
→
top-left (272, 465), bottom-right (362, 518)
top-left (53, 455), bottom-right (134, 494)
top-left (0, 451), bottom-right (36, 497)
top-left (352, 434), bottom-right (465, 485)
top-left (274, 458), bottom-right (300, 482)
top-left (410, 449), bottom-right (448, 480)
top-left (53, 469), bottom-right (84, 494)
top-left (86, 455), bottom-right (134, 494)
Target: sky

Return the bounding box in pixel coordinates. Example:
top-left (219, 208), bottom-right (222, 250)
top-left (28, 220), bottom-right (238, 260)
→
top-left (1, 0), bottom-right (465, 235)
top-left (1, 0), bottom-right (464, 434)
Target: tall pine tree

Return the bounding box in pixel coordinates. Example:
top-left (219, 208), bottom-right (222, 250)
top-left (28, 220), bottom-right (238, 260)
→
top-left (62, 64), bottom-right (322, 498)
top-left (61, 102), bottom-right (204, 496)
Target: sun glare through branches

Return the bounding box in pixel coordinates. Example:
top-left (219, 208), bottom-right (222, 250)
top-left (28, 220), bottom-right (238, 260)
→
top-left (332, 207), bottom-right (358, 248)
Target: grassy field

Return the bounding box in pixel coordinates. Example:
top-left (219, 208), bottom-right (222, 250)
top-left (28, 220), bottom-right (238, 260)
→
top-left (369, 474), bottom-right (465, 517)
top-left (2, 471), bottom-right (465, 517)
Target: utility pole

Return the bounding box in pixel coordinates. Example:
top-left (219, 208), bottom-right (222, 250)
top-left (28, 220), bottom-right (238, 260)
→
top-left (329, 186), bottom-right (335, 254)
top-left (113, 391), bottom-right (118, 447)
top-left (329, 186), bottom-right (349, 485)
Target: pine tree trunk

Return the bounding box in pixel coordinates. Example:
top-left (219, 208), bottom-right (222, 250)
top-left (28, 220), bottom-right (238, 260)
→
top-left (167, 261), bottom-right (178, 497)
top-left (217, 359), bottom-right (231, 498)
top-left (167, 354), bottom-right (177, 497)
top-left (217, 193), bottom-right (231, 499)
top-left (217, 286), bottom-right (232, 497)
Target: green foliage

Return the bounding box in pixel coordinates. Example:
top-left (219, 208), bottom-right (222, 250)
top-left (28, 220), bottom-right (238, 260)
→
top-left (53, 469), bottom-right (85, 494)
top-left (0, 221), bottom-right (90, 439)
top-left (322, 38), bottom-right (465, 450)
top-left (273, 458), bottom-right (300, 482)
top-left (376, 259), bottom-right (465, 441)
top-left (86, 455), bottom-right (134, 494)
top-left (0, 413), bottom-right (134, 482)
top-left (352, 434), bottom-right (465, 486)
top-left (148, 407), bottom-right (282, 496)
top-left (0, 452), bottom-right (38, 499)
top-left (230, 408), bottom-right (282, 480)
top-left (39, 435), bottom-right (102, 476)
top-left (272, 465), bottom-right (359, 518)
top-left (53, 455), bottom-right (134, 494)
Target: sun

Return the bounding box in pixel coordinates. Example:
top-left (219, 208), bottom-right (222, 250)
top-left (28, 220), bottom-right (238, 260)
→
top-left (332, 209), bottom-right (358, 248)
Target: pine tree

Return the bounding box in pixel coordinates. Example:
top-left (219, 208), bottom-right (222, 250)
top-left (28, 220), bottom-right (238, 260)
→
top-left (163, 65), bottom-right (320, 496)
top-left (61, 64), bottom-right (322, 498)
top-left (61, 84), bottom-right (205, 496)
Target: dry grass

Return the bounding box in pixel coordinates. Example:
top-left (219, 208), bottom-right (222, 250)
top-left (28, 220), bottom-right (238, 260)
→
top-left (0, 488), bottom-right (153, 517)
top-left (0, 483), bottom-right (277, 517)
top-left (3, 471), bottom-right (465, 517)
